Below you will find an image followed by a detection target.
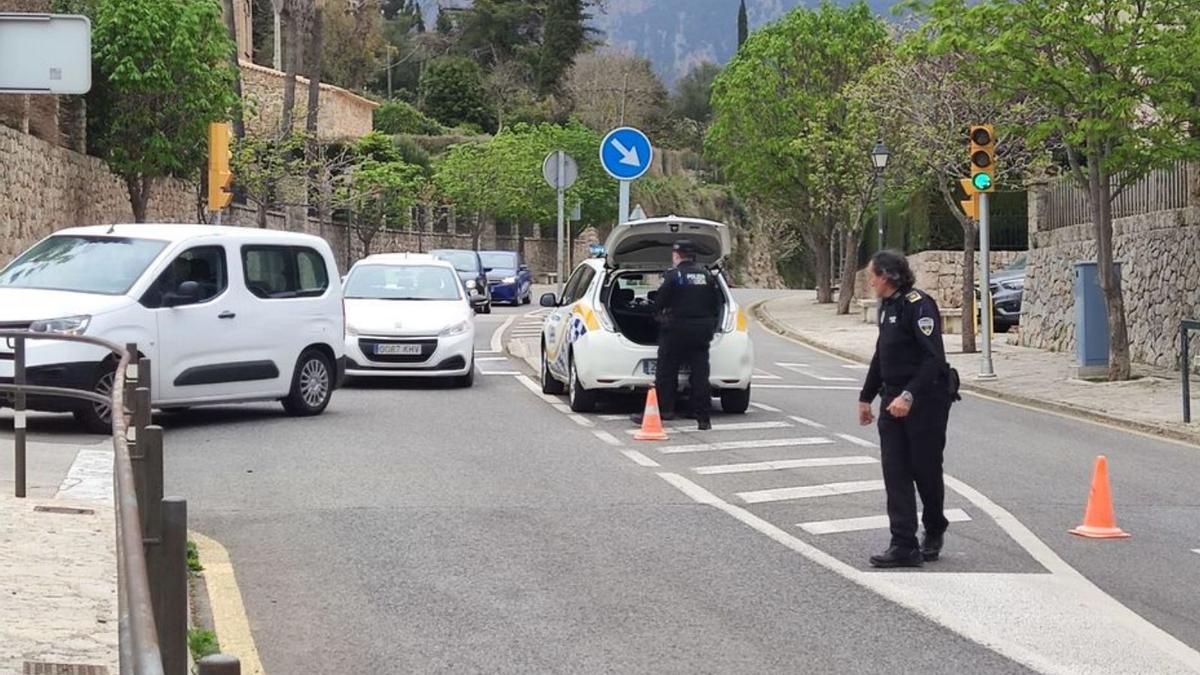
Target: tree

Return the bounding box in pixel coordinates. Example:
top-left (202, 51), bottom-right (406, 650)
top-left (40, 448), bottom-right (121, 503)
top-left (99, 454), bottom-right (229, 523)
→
top-left (916, 0), bottom-right (1200, 379)
top-left (374, 100), bottom-right (445, 135)
top-left (231, 132), bottom-right (312, 228)
top-left (566, 51), bottom-right (670, 136)
top-left (344, 133), bottom-right (425, 255)
top-left (737, 0), bottom-right (748, 47)
top-left (322, 0), bottom-right (387, 92)
top-left (535, 0), bottom-right (595, 94)
top-left (706, 2), bottom-right (889, 302)
top-left (671, 62), bottom-right (721, 125)
top-left (88, 0), bottom-right (240, 221)
top-left (420, 56), bottom-right (497, 132)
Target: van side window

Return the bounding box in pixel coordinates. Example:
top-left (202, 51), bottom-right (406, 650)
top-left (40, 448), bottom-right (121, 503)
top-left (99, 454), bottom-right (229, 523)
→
top-left (142, 246), bottom-right (228, 308)
top-left (243, 246), bottom-right (330, 299)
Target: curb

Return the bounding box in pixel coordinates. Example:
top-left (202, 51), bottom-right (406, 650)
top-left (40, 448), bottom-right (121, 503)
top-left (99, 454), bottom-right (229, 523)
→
top-left (750, 299), bottom-right (1200, 448)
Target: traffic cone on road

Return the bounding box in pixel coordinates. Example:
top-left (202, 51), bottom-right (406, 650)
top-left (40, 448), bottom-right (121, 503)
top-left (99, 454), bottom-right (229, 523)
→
top-left (1069, 455), bottom-right (1131, 539)
top-left (634, 387), bottom-right (669, 441)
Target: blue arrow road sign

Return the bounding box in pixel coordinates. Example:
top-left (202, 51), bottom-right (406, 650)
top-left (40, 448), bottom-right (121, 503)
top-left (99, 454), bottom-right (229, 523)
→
top-left (600, 127), bottom-right (653, 181)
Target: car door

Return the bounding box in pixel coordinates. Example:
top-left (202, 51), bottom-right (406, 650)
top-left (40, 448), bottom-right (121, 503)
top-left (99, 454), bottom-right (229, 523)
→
top-left (544, 264), bottom-right (595, 379)
top-left (149, 243), bottom-right (263, 403)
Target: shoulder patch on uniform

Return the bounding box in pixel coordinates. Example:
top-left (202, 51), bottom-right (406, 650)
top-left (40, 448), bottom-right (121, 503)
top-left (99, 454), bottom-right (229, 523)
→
top-left (906, 290), bottom-right (922, 303)
top-left (918, 316), bottom-right (934, 336)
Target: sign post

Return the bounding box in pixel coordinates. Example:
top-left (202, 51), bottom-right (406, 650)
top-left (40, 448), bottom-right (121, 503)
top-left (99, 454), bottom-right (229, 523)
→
top-left (0, 14), bottom-right (91, 94)
top-left (542, 151), bottom-right (578, 298)
top-left (600, 127), bottom-right (653, 224)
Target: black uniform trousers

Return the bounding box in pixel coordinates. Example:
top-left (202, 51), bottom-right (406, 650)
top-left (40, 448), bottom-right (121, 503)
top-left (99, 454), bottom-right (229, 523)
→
top-left (655, 320), bottom-right (713, 420)
top-left (878, 389), bottom-right (951, 551)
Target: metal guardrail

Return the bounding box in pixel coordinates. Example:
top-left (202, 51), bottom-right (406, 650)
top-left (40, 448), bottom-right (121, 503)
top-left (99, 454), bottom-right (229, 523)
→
top-left (1182, 321), bottom-right (1200, 424)
top-left (2, 332), bottom-right (241, 675)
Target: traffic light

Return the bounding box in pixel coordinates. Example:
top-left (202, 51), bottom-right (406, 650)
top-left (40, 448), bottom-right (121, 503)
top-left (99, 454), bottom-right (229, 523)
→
top-left (969, 124), bottom-right (996, 193)
top-left (207, 122), bottom-right (233, 212)
top-left (959, 178), bottom-right (979, 220)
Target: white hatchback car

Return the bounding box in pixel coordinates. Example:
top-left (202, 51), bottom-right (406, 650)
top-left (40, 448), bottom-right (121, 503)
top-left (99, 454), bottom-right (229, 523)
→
top-left (342, 253), bottom-right (476, 387)
top-left (539, 216), bottom-right (754, 413)
top-left (0, 224), bottom-right (345, 431)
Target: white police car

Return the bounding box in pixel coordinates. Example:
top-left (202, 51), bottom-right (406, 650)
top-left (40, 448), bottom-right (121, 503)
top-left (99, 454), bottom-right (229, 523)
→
top-left (538, 216), bottom-right (754, 412)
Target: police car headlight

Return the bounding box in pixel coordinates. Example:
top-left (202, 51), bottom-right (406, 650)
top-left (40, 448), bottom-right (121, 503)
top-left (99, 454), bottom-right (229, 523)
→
top-left (30, 315), bottom-right (90, 336)
top-left (440, 320), bottom-right (471, 337)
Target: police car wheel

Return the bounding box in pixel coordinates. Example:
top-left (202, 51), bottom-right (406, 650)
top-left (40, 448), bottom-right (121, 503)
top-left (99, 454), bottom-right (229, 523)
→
top-left (567, 356), bottom-right (598, 413)
top-left (720, 386), bottom-right (751, 414)
top-left (541, 347), bottom-right (566, 395)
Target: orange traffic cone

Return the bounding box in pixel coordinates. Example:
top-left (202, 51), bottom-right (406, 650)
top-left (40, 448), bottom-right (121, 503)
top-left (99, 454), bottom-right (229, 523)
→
top-left (634, 387), bottom-right (669, 441)
top-left (1069, 455), bottom-right (1131, 539)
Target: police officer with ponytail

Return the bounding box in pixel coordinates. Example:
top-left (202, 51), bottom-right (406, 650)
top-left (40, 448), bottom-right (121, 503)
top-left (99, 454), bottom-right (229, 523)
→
top-left (858, 250), bottom-right (958, 568)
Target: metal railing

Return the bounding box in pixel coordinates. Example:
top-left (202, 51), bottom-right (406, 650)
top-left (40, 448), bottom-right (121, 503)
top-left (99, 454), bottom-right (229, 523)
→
top-left (2, 332), bottom-right (243, 675)
top-left (1043, 161), bottom-right (1197, 231)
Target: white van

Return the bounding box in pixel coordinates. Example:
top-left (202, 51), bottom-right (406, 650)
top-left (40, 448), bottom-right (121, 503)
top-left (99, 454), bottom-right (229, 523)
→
top-left (0, 224), bottom-right (346, 432)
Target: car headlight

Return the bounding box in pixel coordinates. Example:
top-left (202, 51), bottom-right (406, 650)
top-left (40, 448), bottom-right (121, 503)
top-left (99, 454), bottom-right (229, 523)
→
top-left (440, 320), bottom-right (471, 337)
top-left (1001, 279), bottom-right (1025, 291)
top-left (465, 279), bottom-right (477, 290)
top-left (29, 315), bottom-right (90, 335)
top-left (346, 324), bottom-right (360, 337)
top-left (503, 276), bottom-right (517, 284)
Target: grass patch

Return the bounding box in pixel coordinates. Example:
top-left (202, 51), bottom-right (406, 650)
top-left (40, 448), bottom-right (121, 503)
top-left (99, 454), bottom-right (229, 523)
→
top-left (186, 540), bottom-right (203, 573)
top-left (188, 628), bottom-right (219, 662)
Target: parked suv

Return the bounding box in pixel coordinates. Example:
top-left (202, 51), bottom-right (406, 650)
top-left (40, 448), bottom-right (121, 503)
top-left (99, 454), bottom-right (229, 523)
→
top-left (986, 253), bottom-right (1026, 333)
top-left (0, 225), bottom-right (345, 431)
top-left (431, 249), bottom-right (492, 314)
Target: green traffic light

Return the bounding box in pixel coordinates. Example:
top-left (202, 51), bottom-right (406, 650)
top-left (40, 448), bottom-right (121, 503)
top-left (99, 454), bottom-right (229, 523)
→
top-left (972, 173), bottom-right (993, 191)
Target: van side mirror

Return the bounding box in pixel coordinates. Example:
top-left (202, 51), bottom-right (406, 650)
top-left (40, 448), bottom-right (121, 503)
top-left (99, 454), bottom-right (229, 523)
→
top-left (163, 280), bottom-right (202, 308)
top-left (519, 264), bottom-right (529, 272)
top-left (539, 293), bottom-right (558, 307)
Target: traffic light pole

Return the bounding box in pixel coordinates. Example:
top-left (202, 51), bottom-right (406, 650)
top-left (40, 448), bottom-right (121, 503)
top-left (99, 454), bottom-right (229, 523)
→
top-left (978, 192), bottom-right (996, 379)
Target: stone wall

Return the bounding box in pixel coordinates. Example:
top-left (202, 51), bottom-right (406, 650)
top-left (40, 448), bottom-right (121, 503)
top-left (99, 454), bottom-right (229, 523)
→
top-left (1019, 206), bottom-right (1200, 369)
top-left (239, 61), bottom-right (377, 141)
top-left (0, 125), bottom-right (197, 262)
top-left (852, 250), bottom-right (1019, 308)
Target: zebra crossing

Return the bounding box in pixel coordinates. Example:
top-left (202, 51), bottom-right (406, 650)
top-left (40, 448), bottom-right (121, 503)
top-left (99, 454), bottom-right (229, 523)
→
top-left (509, 308), bottom-right (550, 340)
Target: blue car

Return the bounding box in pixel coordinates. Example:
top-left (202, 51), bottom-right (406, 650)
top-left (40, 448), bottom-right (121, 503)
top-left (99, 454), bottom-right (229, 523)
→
top-left (480, 250), bottom-right (533, 305)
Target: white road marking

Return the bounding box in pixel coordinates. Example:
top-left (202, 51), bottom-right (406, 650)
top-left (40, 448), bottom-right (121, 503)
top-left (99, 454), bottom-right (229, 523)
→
top-left (753, 368), bottom-right (782, 380)
top-left (54, 448), bottom-right (114, 503)
top-left (842, 364), bottom-right (869, 370)
top-left (1192, 549), bottom-right (1200, 556)
top-left (789, 415), bottom-right (826, 429)
top-left (568, 414), bottom-right (595, 428)
top-left (837, 433), bottom-right (878, 448)
top-left (513, 374), bottom-right (561, 404)
top-left (775, 362), bottom-right (857, 382)
top-left (798, 509), bottom-right (971, 535)
top-left (755, 384), bottom-right (860, 391)
top-left (775, 362), bottom-right (810, 368)
top-left (476, 356), bottom-right (508, 362)
top-left (479, 370), bottom-right (522, 376)
top-left (553, 403), bottom-right (574, 415)
top-left (737, 480), bottom-right (885, 504)
top-left (694, 455), bottom-right (877, 475)
top-left (623, 421), bottom-right (792, 435)
top-left (476, 350), bottom-right (500, 355)
top-left (490, 315), bottom-right (516, 353)
top-left (597, 414), bottom-right (631, 421)
top-left (749, 402), bottom-right (782, 413)
top-left (659, 469), bottom-right (1200, 675)
top-left (592, 430), bottom-right (624, 446)
top-left (660, 437), bottom-right (835, 454)
top-left (621, 449), bottom-right (660, 467)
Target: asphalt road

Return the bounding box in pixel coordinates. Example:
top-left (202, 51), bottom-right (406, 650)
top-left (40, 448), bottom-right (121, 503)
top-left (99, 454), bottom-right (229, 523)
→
top-left (132, 291), bottom-right (1200, 673)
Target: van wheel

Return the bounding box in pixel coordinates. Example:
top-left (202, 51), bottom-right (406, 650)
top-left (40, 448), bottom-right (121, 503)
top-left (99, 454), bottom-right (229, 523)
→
top-left (282, 350), bottom-right (334, 417)
top-left (720, 386), bottom-right (751, 415)
top-left (74, 363), bottom-right (117, 434)
top-left (568, 356), bottom-right (598, 413)
top-left (541, 347), bottom-right (565, 395)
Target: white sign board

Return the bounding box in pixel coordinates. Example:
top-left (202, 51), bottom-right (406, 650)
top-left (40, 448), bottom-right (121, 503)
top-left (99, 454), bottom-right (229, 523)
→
top-left (542, 150), bottom-right (578, 191)
top-left (0, 14), bottom-right (92, 94)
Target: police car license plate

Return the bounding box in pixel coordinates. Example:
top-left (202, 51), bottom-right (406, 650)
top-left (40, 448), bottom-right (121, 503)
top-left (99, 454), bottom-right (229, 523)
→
top-left (376, 344), bottom-right (421, 356)
top-left (642, 360), bottom-right (688, 376)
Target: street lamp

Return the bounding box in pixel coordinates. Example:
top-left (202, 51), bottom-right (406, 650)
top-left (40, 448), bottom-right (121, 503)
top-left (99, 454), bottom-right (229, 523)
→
top-left (871, 140), bottom-right (890, 251)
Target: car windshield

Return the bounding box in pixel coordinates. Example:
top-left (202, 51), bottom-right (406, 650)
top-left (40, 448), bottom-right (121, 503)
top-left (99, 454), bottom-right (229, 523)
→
top-left (1007, 254), bottom-right (1028, 271)
top-left (0, 235), bottom-right (168, 295)
top-left (344, 265), bottom-right (463, 301)
top-left (480, 252), bottom-right (517, 270)
top-left (432, 250), bottom-right (480, 273)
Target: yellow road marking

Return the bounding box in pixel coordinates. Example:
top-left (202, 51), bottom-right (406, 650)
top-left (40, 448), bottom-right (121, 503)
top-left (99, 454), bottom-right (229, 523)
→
top-left (191, 530), bottom-right (266, 675)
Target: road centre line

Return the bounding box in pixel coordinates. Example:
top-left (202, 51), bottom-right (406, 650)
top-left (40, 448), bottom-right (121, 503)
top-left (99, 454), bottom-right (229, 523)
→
top-left (775, 362), bottom-right (857, 382)
top-left (837, 433), bottom-right (879, 448)
top-left (623, 421), bottom-right (792, 435)
top-left (789, 415), bottom-right (826, 429)
top-left (592, 430), bottom-right (624, 446)
top-left (754, 384), bottom-right (861, 391)
top-left (693, 455), bottom-right (877, 475)
top-left (621, 449), bottom-right (660, 467)
top-left (660, 437), bottom-right (835, 454)
top-left (798, 509), bottom-right (971, 535)
top-left (749, 402), bottom-right (782, 413)
top-left (737, 480), bottom-right (885, 504)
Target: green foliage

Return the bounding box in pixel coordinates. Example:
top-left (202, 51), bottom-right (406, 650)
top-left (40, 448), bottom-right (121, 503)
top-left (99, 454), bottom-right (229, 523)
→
top-left (344, 134), bottom-right (425, 231)
top-left (231, 133), bottom-right (311, 209)
top-left (392, 137), bottom-right (433, 173)
top-left (375, 101), bottom-right (445, 135)
top-left (672, 62), bottom-right (721, 125)
top-left (188, 628), bottom-right (219, 662)
top-left (87, 0), bottom-right (240, 219)
top-left (420, 57), bottom-right (498, 133)
top-left (322, 1), bottom-right (388, 92)
top-left (186, 540), bottom-right (203, 573)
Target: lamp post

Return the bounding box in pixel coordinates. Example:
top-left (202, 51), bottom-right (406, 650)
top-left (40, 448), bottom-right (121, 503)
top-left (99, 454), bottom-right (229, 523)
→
top-left (870, 140), bottom-right (890, 251)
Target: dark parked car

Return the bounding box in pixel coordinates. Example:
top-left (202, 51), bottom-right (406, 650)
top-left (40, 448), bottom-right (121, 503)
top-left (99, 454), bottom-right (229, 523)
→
top-left (979, 253), bottom-right (1026, 332)
top-left (480, 250), bottom-right (533, 305)
top-left (431, 249), bottom-right (492, 314)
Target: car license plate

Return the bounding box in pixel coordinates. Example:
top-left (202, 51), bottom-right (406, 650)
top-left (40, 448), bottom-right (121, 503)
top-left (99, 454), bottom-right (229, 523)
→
top-left (643, 360), bottom-right (688, 376)
top-left (376, 344), bottom-right (422, 356)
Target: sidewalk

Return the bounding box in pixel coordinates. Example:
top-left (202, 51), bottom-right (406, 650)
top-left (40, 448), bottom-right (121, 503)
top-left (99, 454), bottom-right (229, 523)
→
top-left (755, 291), bottom-right (1200, 446)
top-left (0, 436), bottom-right (118, 674)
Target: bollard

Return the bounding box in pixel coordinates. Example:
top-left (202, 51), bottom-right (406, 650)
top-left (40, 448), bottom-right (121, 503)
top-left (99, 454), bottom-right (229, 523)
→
top-left (124, 342), bottom-right (139, 416)
top-left (13, 337), bottom-right (26, 498)
top-left (141, 425), bottom-right (164, 541)
top-left (198, 654), bottom-right (241, 675)
top-left (131, 387), bottom-right (152, 515)
top-left (159, 497), bottom-right (188, 675)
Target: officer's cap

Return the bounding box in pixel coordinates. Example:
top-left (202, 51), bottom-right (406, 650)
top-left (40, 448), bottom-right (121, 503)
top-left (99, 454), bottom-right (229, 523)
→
top-left (672, 239), bottom-right (698, 257)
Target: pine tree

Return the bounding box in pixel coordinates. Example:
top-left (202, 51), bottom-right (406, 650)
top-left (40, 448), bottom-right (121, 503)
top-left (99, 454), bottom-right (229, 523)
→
top-left (737, 0), bottom-right (748, 47)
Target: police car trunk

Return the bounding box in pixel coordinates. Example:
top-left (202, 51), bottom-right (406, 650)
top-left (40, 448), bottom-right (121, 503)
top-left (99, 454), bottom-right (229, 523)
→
top-left (600, 216), bottom-right (733, 346)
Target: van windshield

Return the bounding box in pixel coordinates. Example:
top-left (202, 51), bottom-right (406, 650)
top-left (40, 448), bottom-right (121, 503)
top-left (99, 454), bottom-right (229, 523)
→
top-left (0, 235), bottom-right (168, 295)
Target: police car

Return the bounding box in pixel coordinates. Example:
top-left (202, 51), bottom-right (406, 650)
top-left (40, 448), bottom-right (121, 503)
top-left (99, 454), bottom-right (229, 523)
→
top-left (538, 216), bottom-right (754, 412)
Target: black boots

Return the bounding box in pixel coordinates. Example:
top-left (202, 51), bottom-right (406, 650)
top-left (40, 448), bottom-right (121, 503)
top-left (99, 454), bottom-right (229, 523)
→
top-left (921, 531), bottom-right (944, 562)
top-left (869, 546), bottom-right (924, 569)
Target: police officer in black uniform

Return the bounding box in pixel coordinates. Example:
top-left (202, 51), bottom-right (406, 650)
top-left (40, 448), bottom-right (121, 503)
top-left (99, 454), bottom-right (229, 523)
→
top-left (634, 239), bottom-right (722, 431)
top-left (858, 250), bottom-right (954, 568)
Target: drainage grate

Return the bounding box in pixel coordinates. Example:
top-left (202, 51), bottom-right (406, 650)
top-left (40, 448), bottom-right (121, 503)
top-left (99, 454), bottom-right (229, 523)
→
top-left (33, 506), bottom-right (95, 516)
top-left (23, 663), bottom-right (108, 675)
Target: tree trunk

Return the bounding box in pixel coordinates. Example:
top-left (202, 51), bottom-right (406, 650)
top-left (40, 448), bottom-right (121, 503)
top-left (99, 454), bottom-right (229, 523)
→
top-left (836, 227), bottom-right (863, 315)
top-left (222, 0), bottom-right (246, 140)
top-left (126, 176), bottom-right (150, 223)
top-left (304, 5), bottom-right (323, 141)
top-left (257, 200), bottom-right (269, 229)
top-left (1089, 161), bottom-right (1131, 380)
top-left (279, 6), bottom-right (302, 135)
top-left (805, 230), bottom-right (833, 303)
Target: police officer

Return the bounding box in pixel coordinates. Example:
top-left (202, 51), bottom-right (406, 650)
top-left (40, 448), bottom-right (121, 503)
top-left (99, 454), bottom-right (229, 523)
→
top-left (858, 250), bottom-right (954, 568)
top-left (634, 239), bottom-right (722, 431)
